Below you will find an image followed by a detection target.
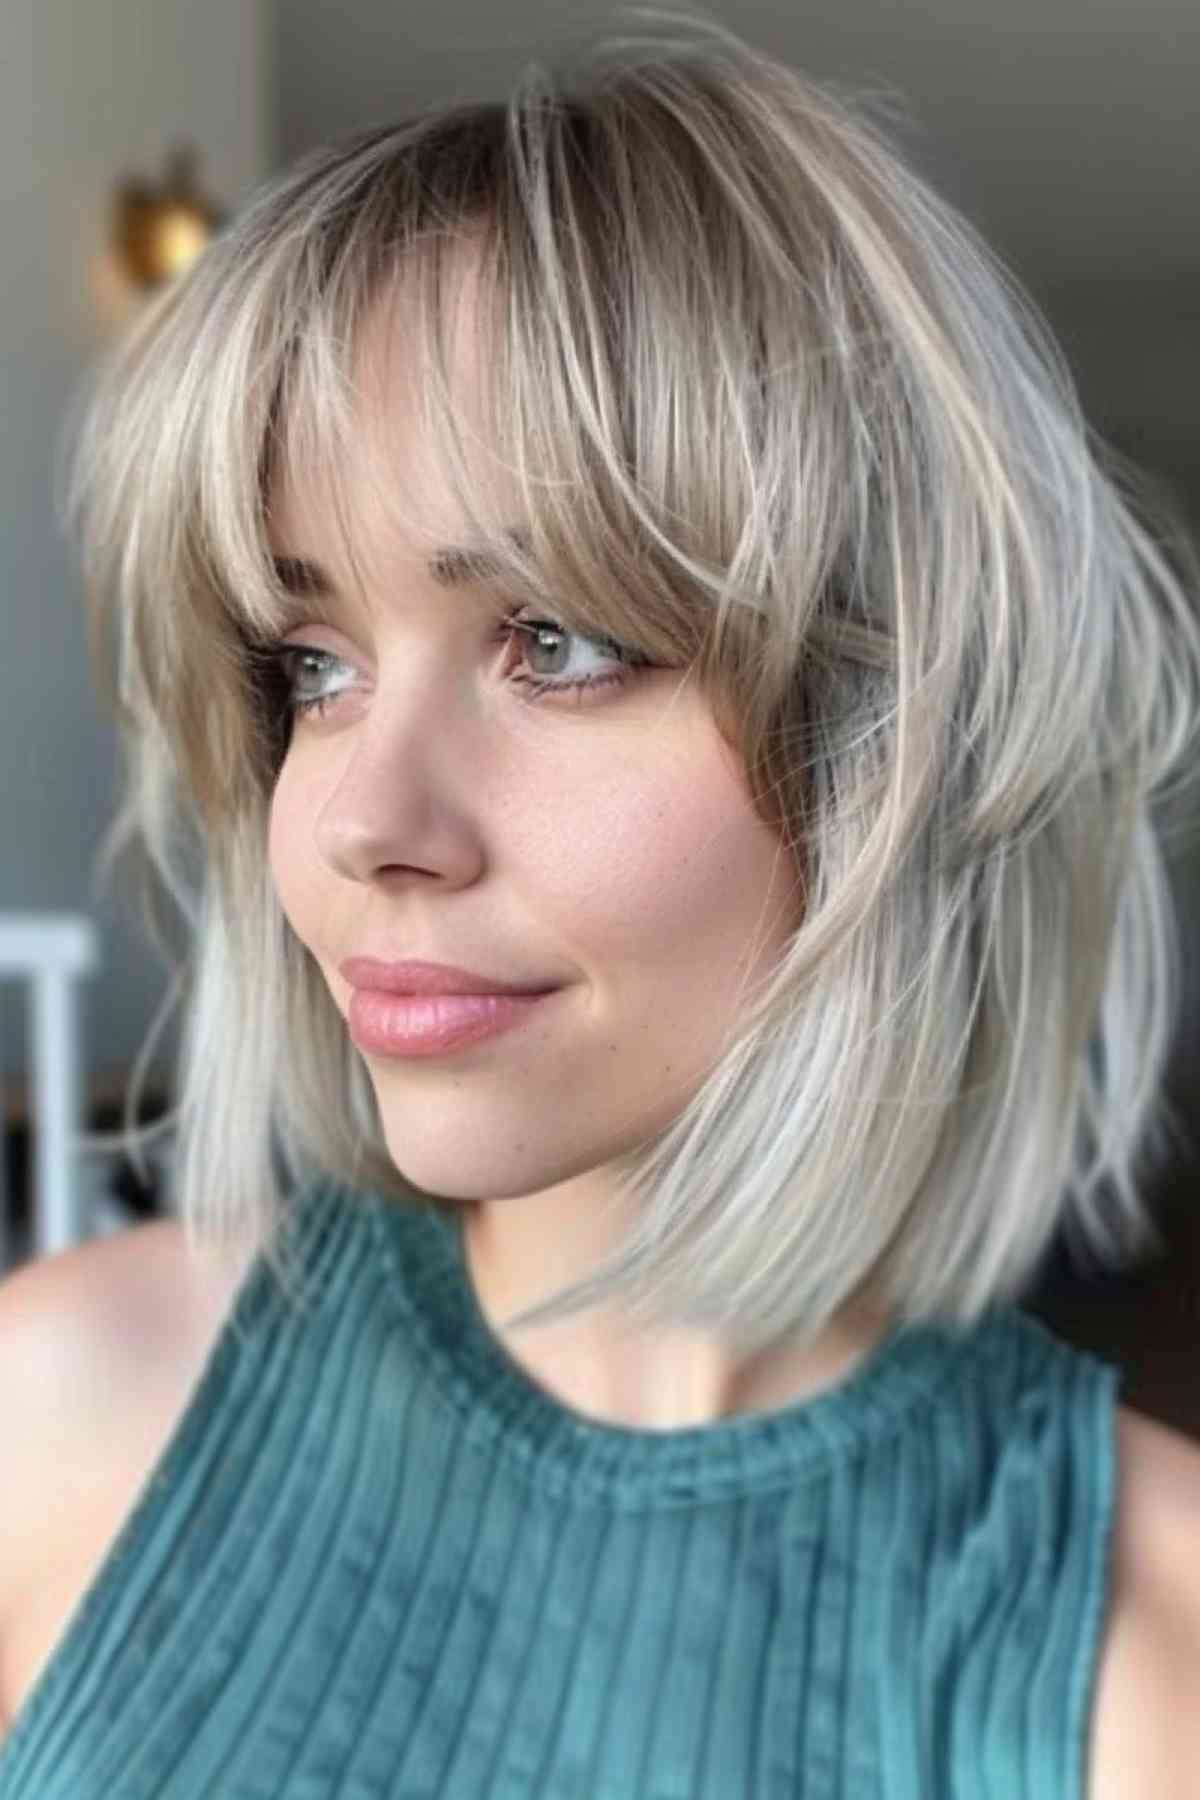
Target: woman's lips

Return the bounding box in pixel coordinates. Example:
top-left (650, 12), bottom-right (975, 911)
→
top-left (346, 987), bottom-right (557, 1058)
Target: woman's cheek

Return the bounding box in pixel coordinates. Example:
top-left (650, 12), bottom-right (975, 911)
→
top-left (267, 771), bottom-right (315, 936)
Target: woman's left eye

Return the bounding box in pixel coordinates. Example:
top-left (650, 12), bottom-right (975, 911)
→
top-left (259, 613), bottom-right (652, 723)
top-left (501, 612), bottom-right (652, 703)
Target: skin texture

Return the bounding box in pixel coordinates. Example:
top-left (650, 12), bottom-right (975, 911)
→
top-left (266, 267), bottom-right (893, 1427)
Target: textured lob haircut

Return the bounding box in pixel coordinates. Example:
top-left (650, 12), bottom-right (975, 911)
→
top-left (65, 20), bottom-right (1200, 1350)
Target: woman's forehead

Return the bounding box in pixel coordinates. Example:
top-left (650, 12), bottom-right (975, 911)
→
top-left (265, 464), bottom-right (493, 601)
top-left (355, 245), bottom-right (491, 432)
top-left (269, 263), bottom-right (516, 577)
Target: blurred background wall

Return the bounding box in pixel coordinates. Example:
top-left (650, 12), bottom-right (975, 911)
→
top-left (0, 0), bottom-right (273, 1102)
top-left (2, 1), bottom-right (1197, 1407)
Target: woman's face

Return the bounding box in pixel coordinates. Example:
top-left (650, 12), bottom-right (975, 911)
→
top-left (266, 280), bottom-right (801, 1211)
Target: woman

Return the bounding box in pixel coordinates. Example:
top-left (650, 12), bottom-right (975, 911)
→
top-left (2, 21), bottom-right (1198, 1797)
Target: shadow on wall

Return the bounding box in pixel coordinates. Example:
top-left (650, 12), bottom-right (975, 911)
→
top-left (1023, 1070), bottom-right (1200, 1443)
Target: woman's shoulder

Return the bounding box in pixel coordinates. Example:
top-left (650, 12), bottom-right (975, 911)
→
top-left (1087, 1402), bottom-right (1200, 1798)
top-left (0, 1215), bottom-right (253, 1450)
top-left (0, 1217), bottom-right (254, 1734)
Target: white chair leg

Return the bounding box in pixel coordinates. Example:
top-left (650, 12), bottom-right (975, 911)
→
top-left (0, 915), bottom-right (99, 1262)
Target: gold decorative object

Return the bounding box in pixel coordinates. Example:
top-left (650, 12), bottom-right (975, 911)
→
top-left (114, 144), bottom-right (223, 289)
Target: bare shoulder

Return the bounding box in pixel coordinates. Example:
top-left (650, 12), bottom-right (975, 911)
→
top-left (0, 1216), bottom-right (254, 1419)
top-left (0, 1218), bottom-right (254, 1632)
top-left (1087, 1402), bottom-right (1200, 1799)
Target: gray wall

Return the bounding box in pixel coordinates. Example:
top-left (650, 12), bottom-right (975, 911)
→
top-left (1, 1), bottom-right (274, 1091)
top-left (278, 2), bottom-right (1199, 283)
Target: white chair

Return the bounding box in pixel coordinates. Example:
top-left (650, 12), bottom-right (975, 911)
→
top-left (0, 913), bottom-right (99, 1262)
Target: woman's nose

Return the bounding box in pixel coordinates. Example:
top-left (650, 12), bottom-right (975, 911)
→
top-left (311, 701), bottom-right (484, 888)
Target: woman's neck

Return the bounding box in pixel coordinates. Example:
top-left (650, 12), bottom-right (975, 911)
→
top-left (460, 1193), bottom-right (894, 1431)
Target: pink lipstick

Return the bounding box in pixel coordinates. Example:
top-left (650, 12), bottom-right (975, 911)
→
top-left (340, 958), bottom-right (560, 1059)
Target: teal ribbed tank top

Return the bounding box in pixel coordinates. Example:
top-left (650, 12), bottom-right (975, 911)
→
top-left (0, 1178), bottom-right (1121, 1798)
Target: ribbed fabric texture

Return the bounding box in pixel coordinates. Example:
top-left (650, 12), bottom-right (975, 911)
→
top-left (0, 1177), bottom-right (1121, 1799)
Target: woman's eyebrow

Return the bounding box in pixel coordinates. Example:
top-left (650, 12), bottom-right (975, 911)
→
top-left (429, 528), bottom-right (531, 589)
top-left (271, 531), bottom-right (529, 599)
top-left (427, 546), bottom-right (505, 588)
top-left (271, 555), bottom-right (333, 597)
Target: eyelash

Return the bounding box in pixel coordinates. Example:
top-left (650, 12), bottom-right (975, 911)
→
top-left (260, 613), bottom-right (653, 723)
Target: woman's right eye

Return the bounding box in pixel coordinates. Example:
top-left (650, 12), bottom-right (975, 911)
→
top-left (264, 644), bottom-right (359, 720)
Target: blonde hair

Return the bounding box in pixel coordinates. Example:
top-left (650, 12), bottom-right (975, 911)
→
top-left (65, 18), bottom-right (1200, 1353)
